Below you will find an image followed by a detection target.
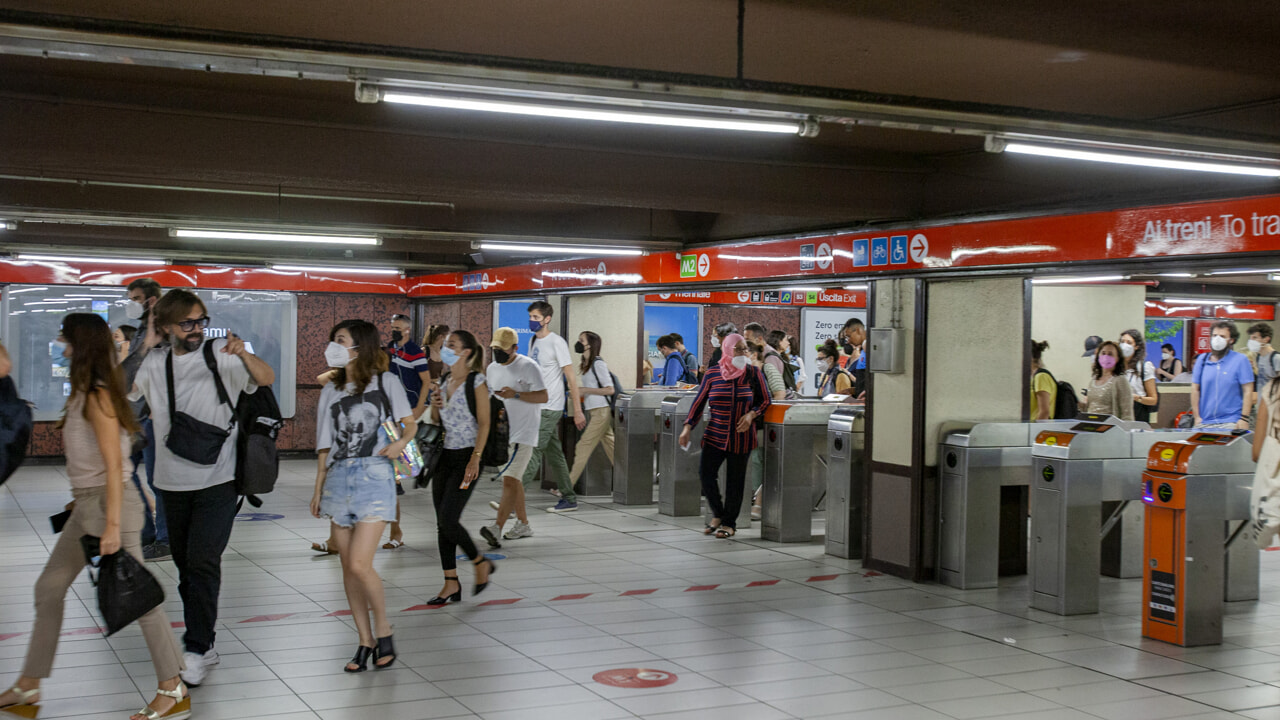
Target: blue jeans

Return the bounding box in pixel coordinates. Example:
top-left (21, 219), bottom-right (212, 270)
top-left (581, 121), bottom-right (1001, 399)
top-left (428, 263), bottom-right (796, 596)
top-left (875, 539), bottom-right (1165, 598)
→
top-left (130, 419), bottom-right (165, 545)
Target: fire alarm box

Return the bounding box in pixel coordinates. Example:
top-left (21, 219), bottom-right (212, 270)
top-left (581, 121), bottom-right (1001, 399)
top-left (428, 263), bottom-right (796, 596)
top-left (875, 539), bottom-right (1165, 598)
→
top-left (868, 328), bottom-right (904, 374)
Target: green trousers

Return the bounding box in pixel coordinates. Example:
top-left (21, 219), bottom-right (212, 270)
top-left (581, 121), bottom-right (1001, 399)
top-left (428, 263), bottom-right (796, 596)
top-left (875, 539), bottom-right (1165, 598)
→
top-left (521, 409), bottom-right (575, 503)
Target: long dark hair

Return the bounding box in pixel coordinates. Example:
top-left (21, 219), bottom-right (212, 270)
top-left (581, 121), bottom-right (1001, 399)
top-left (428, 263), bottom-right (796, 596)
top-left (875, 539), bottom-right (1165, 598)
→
top-left (423, 323), bottom-right (450, 348)
top-left (451, 330), bottom-right (485, 373)
top-left (60, 313), bottom-right (139, 433)
top-left (1120, 329), bottom-right (1147, 371)
top-left (330, 319), bottom-right (389, 394)
top-left (578, 331), bottom-right (602, 375)
top-left (1092, 340), bottom-right (1127, 379)
top-left (767, 330), bottom-right (790, 361)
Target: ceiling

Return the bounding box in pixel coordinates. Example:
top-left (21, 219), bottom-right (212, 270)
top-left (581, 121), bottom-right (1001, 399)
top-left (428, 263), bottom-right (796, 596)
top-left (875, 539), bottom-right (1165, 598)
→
top-left (1, 1), bottom-right (1280, 273)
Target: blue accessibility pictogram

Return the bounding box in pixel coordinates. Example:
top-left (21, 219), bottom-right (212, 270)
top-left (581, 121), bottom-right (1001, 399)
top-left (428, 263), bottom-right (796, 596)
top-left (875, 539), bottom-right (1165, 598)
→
top-left (870, 237), bottom-right (889, 266)
top-left (890, 235), bottom-right (908, 265)
top-left (852, 239), bottom-right (869, 268)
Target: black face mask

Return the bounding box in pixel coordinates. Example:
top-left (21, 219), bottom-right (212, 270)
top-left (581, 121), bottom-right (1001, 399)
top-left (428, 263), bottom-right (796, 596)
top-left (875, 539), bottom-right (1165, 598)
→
top-left (492, 348), bottom-right (511, 365)
top-left (390, 330), bottom-right (403, 344)
top-left (574, 341), bottom-right (585, 354)
top-left (841, 341), bottom-right (855, 356)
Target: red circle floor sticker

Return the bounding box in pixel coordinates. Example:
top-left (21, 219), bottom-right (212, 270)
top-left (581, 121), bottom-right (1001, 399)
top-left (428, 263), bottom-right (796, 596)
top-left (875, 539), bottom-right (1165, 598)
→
top-left (593, 668), bottom-right (679, 689)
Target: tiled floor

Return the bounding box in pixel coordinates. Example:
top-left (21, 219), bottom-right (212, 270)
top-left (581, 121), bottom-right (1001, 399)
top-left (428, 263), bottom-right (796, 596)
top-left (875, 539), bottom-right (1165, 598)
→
top-left (4, 459), bottom-right (1280, 719)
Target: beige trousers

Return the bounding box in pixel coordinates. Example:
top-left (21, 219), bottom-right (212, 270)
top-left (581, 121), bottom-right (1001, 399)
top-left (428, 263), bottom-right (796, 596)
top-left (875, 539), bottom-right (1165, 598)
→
top-left (569, 406), bottom-right (616, 484)
top-left (23, 483), bottom-right (183, 681)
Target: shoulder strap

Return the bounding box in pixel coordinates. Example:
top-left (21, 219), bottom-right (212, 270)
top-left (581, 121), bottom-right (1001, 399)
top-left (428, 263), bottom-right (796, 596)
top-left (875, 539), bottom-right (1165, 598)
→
top-left (375, 373), bottom-right (393, 422)
top-left (589, 360), bottom-right (604, 389)
top-left (201, 340), bottom-right (233, 410)
top-left (465, 371), bottom-right (478, 419)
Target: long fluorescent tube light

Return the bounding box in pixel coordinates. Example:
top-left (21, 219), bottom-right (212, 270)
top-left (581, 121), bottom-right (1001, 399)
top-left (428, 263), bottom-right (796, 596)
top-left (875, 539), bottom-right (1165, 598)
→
top-left (1000, 142), bottom-right (1280, 177)
top-left (15, 253), bottom-right (165, 265)
top-left (379, 91), bottom-right (817, 136)
top-left (1030, 275), bottom-right (1126, 285)
top-left (1164, 297), bottom-right (1235, 306)
top-left (843, 285), bottom-right (868, 291)
top-left (784, 287), bottom-right (823, 292)
top-left (1206, 268), bottom-right (1280, 276)
top-left (478, 242), bottom-right (644, 257)
top-left (272, 264), bottom-right (401, 275)
top-left (172, 229), bottom-right (380, 246)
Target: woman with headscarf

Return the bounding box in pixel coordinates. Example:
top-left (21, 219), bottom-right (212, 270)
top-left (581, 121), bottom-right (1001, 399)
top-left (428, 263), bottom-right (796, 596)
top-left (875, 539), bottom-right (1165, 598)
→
top-left (678, 333), bottom-right (771, 538)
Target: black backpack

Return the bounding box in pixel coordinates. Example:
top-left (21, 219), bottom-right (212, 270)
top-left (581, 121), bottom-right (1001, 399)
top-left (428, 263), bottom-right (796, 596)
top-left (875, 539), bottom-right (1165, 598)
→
top-left (1034, 368), bottom-right (1079, 422)
top-left (765, 350), bottom-right (799, 393)
top-left (589, 359), bottom-right (622, 409)
top-left (0, 376), bottom-right (32, 486)
top-left (201, 340), bottom-right (282, 507)
top-left (678, 350), bottom-right (699, 384)
top-left (444, 370), bottom-right (510, 469)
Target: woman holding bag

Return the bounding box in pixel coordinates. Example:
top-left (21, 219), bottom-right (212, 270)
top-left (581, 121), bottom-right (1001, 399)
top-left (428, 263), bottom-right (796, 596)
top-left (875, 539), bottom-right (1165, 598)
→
top-left (0, 314), bottom-right (187, 720)
top-left (310, 320), bottom-right (415, 673)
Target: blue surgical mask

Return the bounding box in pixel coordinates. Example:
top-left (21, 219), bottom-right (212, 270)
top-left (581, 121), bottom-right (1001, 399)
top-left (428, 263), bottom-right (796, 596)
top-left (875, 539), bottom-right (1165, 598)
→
top-left (528, 318), bottom-right (544, 333)
top-left (440, 347), bottom-right (460, 366)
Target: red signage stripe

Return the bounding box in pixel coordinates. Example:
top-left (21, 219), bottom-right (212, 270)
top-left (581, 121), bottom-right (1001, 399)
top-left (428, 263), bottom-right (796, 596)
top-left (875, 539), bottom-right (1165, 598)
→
top-left (551, 594), bottom-right (593, 601)
top-left (479, 598), bottom-right (523, 606)
top-left (240, 614), bottom-right (296, 623)
top-left (404, 604), bottom-right (451, 612)
top-left (324, 610), bottom-right (353, 617)
top-left (807, 575), bottom-right (839, 582)
top-left (0, 633), bottom-right (25, 642)
top-left (747, 580), bottom-right (781, 587)
top-left (620, 588), bottom-right (659, 596)
top-left (685, 585), bottom-right (719, 592)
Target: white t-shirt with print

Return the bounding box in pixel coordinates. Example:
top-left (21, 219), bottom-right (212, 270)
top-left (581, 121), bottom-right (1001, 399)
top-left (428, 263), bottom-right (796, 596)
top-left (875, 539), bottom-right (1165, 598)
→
top-left (486, 354), bottom-right (545, 446)
top-left (316, 372), bottom-right (413, 467)
top-left (440, 373), bottom-right (487, 450)
top-left (579, 357), bottom-right (614, 411)
top-left (132, 338), bottom-right (257, 492)
top-left (530, 332), bottom-right (572, 413)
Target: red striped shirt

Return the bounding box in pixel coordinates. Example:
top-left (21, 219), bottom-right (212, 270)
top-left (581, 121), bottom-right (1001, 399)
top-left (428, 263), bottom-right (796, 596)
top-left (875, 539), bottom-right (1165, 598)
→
top-left (683, 365), bottom-right (771, 453)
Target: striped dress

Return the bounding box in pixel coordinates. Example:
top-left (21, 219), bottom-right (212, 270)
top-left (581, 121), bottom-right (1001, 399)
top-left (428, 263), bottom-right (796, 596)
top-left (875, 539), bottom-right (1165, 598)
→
top-left (683, 365), bottom-right (771, 454)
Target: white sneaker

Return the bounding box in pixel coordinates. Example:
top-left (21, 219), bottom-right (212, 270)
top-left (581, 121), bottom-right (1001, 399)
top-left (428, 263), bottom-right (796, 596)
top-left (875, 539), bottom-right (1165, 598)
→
top-left (179, 648), bottom-right (219, 687)
top-left (504, 521), bottom-right (534, 540)
top-left (489, 501), bottom-right (501, 512)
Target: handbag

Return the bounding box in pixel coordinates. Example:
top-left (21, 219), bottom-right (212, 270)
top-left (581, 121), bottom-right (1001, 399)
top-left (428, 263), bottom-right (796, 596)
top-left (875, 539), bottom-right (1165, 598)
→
top-left (163, 346), bottom-right (234, 466)
top-left (414, 421), bottom-right (445, 489)
top-left (375, 375), bottom-right (424, 482)
top-left (79, 535), bottom-right (165, 636)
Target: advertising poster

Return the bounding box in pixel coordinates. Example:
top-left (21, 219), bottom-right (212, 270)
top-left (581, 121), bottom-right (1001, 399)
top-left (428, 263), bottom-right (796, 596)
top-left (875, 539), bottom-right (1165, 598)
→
top-left (642, 304), bottom-right (701, 384)
top-left (493, 299), bottom-right (543, 355)
top-left (1144, 318), bottom-right (1186, 367)
top-left (799, 308), bottom-right (866, 396)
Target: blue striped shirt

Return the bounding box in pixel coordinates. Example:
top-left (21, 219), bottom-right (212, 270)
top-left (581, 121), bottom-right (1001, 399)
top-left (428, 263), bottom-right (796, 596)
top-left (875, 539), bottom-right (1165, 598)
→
top-left (683, 365), bottom-right (771, 453)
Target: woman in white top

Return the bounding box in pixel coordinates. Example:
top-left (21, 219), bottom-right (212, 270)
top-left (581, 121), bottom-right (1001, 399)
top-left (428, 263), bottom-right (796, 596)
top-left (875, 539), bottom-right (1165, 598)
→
top-left (1120, 329), bottom-right (1159, 423)
top-left (570, 331), bottom-right (616, 485)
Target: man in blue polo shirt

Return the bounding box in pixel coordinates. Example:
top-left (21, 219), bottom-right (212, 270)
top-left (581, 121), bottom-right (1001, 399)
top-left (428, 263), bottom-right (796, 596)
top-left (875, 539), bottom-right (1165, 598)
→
top-left (1192, 321), bottom-right (1255, 430)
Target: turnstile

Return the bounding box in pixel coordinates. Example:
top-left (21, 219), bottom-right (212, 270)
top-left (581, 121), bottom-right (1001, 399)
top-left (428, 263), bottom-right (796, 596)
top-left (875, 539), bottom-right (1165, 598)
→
top-left (825, 405), bottom-right (866, 558)
top-left (658, 392), bottom-right (702, 516)
top-left (937, 415), bottom-right (1133, 590)
top-left (762, 401), bottom-right (839, 542)
top-left (1030, 421), bottom-right (1192, 615)
top-left (613, 389), bottom-right (669, 505)
top-left (1142, 432), bottom-right (1258, 646)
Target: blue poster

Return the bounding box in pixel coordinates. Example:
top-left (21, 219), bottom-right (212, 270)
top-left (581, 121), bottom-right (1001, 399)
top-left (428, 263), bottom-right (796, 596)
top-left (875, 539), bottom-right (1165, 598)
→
top-left (494, 299), bottom-right (541, 355)
top-left (643, 304), bottom-right (701, 384)
top-left (1145, 318), bottom-right (1186, 365)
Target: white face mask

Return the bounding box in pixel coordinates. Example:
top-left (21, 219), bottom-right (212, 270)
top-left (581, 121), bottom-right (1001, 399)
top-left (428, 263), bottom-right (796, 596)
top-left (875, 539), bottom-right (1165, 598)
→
top-left (1162, 351), bottom-right (1173, 360)
top-left (325, 341), bottom-right (355, 368)
top-left (731, 355), bottom-right (749, 370)
top-left (1248, 339), bottom-right (1263, 354)
top-left (816, 358), bottom-right (830, 373)
top-left (1119, 342), bottom-right (1135, 358)
top-left (1211, 335), bottom-right (1230, 352)
top-left (125, 301), bottom-right (144, 321)
top-left (711, 336), bottom-right (720, 348)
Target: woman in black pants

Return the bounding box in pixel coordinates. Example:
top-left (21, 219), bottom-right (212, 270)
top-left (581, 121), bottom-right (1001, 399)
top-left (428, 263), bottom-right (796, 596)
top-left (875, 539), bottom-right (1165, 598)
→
top-left (427, 330), bottom-right (496, 604)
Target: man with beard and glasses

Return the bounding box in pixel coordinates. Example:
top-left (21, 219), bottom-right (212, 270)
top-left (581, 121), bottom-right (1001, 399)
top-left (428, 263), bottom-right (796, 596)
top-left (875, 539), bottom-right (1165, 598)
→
top-left (130, 289), bottom-right (275, 687)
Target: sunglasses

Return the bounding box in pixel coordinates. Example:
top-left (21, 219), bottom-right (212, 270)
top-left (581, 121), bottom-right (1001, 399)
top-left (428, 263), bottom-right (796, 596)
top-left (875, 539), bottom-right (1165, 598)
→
top-left (176, 317), bottom-right (210, 333)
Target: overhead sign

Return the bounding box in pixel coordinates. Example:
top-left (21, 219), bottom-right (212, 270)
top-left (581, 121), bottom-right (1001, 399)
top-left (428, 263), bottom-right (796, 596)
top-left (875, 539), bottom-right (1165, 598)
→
top-left (645, 290), bottom-right (864, 308)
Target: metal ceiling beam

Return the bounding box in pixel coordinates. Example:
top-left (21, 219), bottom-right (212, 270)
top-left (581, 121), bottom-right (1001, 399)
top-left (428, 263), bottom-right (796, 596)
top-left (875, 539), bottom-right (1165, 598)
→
top-left (2, 23), bottom-right (1279, 159)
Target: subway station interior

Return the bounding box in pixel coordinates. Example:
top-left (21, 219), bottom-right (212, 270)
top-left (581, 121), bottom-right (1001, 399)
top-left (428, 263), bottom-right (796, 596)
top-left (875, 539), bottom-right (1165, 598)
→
top-left (7, 3), bottom-right (1280, 719)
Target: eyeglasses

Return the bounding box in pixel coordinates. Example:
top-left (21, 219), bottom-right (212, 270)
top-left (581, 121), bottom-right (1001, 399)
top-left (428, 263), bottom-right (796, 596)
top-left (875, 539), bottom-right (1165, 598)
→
top-left (177, 317), bottom-right (210, 332)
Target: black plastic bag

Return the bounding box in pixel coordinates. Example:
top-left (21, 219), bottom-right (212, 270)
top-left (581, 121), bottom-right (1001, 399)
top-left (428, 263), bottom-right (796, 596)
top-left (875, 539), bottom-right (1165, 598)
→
top-left (0, 376), bottom-right (33, 486)
top-left (80, 535), bottom-right (165, 636)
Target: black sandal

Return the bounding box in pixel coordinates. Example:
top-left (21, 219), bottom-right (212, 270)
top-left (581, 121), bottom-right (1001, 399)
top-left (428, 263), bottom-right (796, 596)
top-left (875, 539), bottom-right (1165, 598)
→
top-left (373, 634), bottom-right (396, 669)
top-left (473, 557), bottom-right (498, 597)
top-left (345, 645), bottom-right (374, 673)
top-left (427, 577), bottom-right (462, 605)
top-left (703, 523), bottom-right (720, 535)
top-left (715, 526), bottom-right (737, 538)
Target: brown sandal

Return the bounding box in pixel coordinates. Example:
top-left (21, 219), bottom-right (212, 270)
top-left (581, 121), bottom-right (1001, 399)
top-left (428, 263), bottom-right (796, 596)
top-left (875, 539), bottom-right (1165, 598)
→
top-left (310, 541), bottom-right (338, 555)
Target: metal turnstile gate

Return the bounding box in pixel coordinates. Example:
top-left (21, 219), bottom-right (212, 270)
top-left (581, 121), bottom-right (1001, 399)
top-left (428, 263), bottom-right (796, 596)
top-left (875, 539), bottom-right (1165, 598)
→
top-left (762, 402), bottom-right (839, 542)
top-left (613, 389), bottom-right (668, 505)
top-left (658, 392), bottom-right (701, 516)
top-left (825, 405), bottom-right (866, 558)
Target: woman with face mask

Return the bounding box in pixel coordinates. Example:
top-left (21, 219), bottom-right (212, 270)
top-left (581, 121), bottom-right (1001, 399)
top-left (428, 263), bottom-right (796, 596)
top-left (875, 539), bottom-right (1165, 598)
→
top-left (707, 322), bottom-right (738, 368)
top-left (677, 334), bottom-right (771, 538)
top-left (816, 340), bottom-right (854, 397)
top-left (1120, 329), bottom-right (1158, 423)
top-left (1156, 343), bottom-right (1184, 382)
top-left (310, 320), bottom-right (415, 673)
top-left (569, 331), bottom-right (615, 487)
top-left (1080, 340), bottom-right (1134, 421)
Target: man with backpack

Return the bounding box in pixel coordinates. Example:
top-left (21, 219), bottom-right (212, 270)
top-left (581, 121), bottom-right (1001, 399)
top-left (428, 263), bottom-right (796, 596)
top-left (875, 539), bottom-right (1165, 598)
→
top-left (670, 333), bottom-right (699, 383)
top-left (130, 289), bottom-right (275, 687)
top-left (743, 323), bottom-right (797, 395)
top-left (481, 327), bottom-right (548, 547)
top-left (657, 335), bottom-right (694, 385)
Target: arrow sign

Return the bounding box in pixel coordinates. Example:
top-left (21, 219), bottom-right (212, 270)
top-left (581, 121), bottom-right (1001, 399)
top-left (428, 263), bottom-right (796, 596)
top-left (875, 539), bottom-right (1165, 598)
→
top-left (909, 234), bottom-right (929, 263)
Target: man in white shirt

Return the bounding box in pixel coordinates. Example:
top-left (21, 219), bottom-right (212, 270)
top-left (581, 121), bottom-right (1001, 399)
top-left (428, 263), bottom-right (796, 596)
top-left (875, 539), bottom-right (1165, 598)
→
top-left (480, 327), bottom-right (549, 547)
top-left (131, 289), bottom-right (275, 687)
top-left (524, 301), bottom-right (587, 512)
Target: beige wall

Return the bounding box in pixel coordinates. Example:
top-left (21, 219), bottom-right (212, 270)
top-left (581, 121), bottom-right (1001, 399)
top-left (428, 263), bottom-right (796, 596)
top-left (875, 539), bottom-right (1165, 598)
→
top-left (1031, 284), bottom-right (1147, 395)
top-left (871, 279), bottom-right (918, 466)
top-left (566, 293), bottom-right (642, 391)
top-left (924, 277), bottom-right (1025, 466)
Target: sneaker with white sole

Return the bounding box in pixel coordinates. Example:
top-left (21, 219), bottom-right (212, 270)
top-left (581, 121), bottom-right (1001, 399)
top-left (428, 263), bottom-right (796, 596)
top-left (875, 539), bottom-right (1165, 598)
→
top-left (503, 521), bottom-right (534, 540)
top-left (489, 500), bottom-right (501, 512)
top-left (547, 499), bottom-right (578, 513)
top-left (479, 523), bottom-right (502, 549)
top-left (179, 648), bottom-right (219, 687)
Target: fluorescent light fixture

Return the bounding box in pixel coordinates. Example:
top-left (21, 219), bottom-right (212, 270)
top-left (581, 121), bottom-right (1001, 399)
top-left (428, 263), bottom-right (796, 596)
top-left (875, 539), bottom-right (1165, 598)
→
top-left (1270, 274), bottom-right (1280, 282)
top-left (843, 284), bottom-right (868, 291)
top-left (478, 242), bottom-right (644, 257)
top-left (272, 264), bottom-right (401, 275)
top-left (1030, 275), bottom-right (1126, 285)
top-left (1163, 297), bottom-right (1235, 306)
top-left (171, 229), bottom-right (380, 246)
top-left (1157, 272), bottom-right (1196, 278)
top-left (1206, 268), bottom-right (1280, 276)
top-left (15, 253), bottom-right (166, 265)
top-left (376, 90), bottom-right (818, 136)
top-left (996, 140), bottom-right (1280, 177)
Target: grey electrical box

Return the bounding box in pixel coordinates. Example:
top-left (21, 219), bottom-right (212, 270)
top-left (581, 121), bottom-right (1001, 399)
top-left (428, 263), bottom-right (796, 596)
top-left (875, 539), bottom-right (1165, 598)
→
top-left (868, 328), bottom-right (905, 374)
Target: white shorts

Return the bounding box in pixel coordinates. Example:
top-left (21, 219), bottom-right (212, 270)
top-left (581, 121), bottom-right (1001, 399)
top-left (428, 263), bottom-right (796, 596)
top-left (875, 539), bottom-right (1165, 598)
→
top-left (503, 443), bottom-right (535, 482)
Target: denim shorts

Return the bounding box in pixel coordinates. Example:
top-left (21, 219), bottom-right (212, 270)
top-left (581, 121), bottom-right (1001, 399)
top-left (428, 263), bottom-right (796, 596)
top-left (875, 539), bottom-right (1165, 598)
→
top-left (321, 456), bottom-right (397, 528)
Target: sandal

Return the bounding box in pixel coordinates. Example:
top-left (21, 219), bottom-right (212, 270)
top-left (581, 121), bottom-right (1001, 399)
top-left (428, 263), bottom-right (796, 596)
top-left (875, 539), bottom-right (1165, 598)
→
top-left (702, 522), bottom-right (721, 535)
top-left (344, 645), bottom-right (374, 673)
top-left (130, 682), bottom-right (190, 720)
top-left (310, 541), bottom-right (338, 555)
top-left (715, 526), bottom-right (737, 538)
top-left (0, 686), bottom-right (39, 719)
top-left (373, 634), bottom-right (396, 669)
top-left (382, 539), bottom-right (404, 550)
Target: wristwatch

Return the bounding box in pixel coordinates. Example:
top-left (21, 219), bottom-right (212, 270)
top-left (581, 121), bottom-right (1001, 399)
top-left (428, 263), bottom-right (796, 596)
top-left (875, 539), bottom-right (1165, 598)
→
top-left (513, 391), bottom-right (521, 400)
